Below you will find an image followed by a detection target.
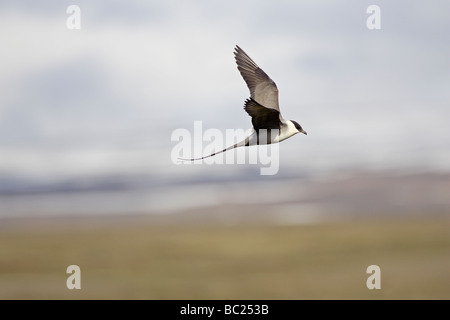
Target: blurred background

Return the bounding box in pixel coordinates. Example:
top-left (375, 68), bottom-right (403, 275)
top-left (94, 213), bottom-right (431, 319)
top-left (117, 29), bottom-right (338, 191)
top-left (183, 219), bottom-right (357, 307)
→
top-left (0, 0), bottom-right (449, 299)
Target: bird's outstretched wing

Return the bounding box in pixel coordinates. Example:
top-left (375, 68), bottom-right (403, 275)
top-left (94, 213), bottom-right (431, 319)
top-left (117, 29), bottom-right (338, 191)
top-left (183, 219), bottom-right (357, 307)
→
top-left (243, 98), bottom-right (281, 131)
top-left (234, 45), bottom-right (280, 111)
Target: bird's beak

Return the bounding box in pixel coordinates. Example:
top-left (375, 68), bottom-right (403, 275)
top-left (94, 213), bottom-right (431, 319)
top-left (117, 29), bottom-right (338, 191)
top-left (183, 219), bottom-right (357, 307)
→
top-left (300, 129), bottom-right (307, 135)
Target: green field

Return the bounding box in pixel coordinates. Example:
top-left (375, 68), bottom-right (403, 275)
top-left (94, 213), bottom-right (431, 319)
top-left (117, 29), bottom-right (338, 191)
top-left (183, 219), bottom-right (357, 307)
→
top-left (0, 217), bottom-right (449, 299)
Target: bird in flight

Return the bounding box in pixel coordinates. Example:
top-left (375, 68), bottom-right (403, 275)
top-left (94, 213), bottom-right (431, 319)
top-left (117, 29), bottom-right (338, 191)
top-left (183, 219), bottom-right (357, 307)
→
top-left (181, 45), bottom-right (307, 161)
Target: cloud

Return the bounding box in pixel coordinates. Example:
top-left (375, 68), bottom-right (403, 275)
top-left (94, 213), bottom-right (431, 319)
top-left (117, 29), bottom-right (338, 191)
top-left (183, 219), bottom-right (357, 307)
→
top-left (0, 1), bottom-right (449, 180)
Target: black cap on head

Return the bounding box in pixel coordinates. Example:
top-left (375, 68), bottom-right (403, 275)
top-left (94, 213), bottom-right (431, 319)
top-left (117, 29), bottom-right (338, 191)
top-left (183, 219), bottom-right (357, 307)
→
top-left (291, 120), bottom-right (307, 135)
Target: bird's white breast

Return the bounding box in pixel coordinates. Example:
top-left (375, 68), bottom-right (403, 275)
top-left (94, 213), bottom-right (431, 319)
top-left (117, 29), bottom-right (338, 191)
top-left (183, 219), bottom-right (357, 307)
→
top-left (276, 120), bottom-right (299, 143)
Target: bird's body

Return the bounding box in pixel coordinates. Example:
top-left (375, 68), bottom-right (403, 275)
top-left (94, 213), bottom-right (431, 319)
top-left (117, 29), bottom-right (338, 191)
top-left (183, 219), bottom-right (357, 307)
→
top-left (181, 46), bottom-right (306, 161)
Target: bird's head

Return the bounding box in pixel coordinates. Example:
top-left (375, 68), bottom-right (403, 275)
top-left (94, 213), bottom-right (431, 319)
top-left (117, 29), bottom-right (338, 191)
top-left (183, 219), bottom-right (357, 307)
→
top-left (291, 120), bottom-right (307, 135)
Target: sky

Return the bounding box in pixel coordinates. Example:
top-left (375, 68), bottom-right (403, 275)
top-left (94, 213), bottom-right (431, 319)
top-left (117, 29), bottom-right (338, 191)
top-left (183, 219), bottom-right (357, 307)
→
top-left (0, 0), bottom-right (449, 184)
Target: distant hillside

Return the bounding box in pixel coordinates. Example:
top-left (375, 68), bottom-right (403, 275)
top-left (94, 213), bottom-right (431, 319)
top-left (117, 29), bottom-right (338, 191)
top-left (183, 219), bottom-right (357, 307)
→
top-left (1, 170), bottom-right (449, 222)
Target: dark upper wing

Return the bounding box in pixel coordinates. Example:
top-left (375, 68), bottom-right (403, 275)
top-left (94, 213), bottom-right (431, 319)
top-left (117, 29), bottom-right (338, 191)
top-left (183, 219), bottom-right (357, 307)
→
top-left (234, 45), bottom-right (280, 111)
top-left (243, 98), bottom-right (281, 131)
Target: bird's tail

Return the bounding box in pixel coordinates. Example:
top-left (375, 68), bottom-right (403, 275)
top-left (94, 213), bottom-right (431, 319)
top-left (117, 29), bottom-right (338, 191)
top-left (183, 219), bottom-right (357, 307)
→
top-left (178, 136), bottom-right (250, 162)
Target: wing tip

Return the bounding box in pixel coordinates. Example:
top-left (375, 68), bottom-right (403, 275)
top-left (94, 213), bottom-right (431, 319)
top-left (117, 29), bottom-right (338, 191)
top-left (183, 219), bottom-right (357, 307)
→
top-left (234, 45), bottom-right (242, 59)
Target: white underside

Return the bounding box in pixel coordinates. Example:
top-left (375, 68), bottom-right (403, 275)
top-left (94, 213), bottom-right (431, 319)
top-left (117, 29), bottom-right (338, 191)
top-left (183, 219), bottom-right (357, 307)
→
top-left (246, 120), bottom-right (299, 145)
top-left (277, 120), bottom-right (300, 142)
top-left (184, 120), bottom-right (300, 160)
